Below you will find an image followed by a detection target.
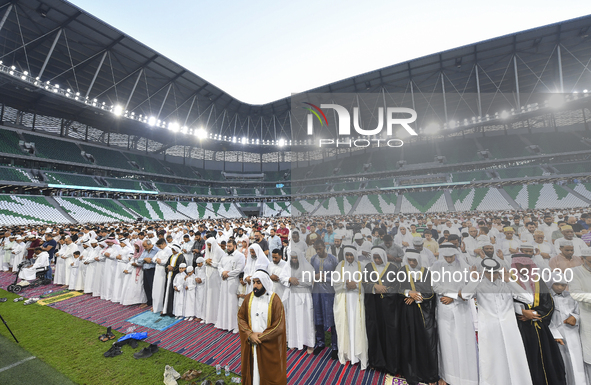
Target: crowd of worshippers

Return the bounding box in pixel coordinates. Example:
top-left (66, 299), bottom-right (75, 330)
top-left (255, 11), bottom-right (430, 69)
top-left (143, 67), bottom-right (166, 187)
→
top-left (0, 208), bottom-right (590, 385)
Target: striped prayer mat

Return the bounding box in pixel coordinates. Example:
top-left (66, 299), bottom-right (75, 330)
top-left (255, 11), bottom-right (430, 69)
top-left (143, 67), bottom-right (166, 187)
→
top-left (0, 271), bottom-right (386, 385)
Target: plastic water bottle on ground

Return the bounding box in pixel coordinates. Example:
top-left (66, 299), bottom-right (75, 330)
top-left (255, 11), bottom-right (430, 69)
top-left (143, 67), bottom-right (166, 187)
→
top-left (43, 290), bottom-right (53, 295)
top-left (216, 364), bottom-right (221, 375)
top-left (224, 364), bottom-right (230, 376)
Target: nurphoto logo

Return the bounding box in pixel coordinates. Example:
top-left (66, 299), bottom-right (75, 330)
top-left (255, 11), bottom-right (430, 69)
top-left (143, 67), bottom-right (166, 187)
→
top-left (302, 102), bottom-right (418, 148)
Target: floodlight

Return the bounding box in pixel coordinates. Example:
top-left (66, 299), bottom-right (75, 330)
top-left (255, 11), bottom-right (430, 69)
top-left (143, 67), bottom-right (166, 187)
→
top-left (547, 94), bottom-right (564, 109)
top-left (113, 105), bottom-right (123, 116)
top-left (195, 128), bottom-right (207, 139)
top-left (168, 122), bottom-right (180, 132)
top-left (500, 110), bottom-right (510, 119)
top-left (148, 116), bottom-right (156, 126)
top-left (278, 139), bottom-right (285, 147)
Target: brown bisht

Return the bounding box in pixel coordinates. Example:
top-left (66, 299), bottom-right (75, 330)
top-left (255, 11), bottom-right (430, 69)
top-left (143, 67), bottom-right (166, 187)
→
top-left (238, 292), bottom-right (287, 385)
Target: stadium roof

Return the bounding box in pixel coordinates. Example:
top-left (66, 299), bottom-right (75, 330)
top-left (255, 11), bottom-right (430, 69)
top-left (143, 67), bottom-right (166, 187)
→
top-left (0, 0), bottom-right (590, 150)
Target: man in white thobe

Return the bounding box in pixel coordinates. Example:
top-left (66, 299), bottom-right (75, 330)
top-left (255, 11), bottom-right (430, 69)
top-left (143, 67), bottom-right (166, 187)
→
top-left (569, 247), bottom-right (591, 382)
top-left (431, 245), bottom-right (478, 385)
top-left (459, 258), bottom-right (534, 385)
top-left (285, 250), bottom-right (315, 352)
top-left (549, 272), bottom-right (587, 385)
top-left (152, 239), bottom-right (173, 314)
top-left (268, 250), bottom-right (289, 302)
top-left (215, 239), bottom-right (245, 332)
top-left (333, 245), bottom-right (368, 369)
top-left (111, 239), bottom-right (133, 303)
top-left (18, 248), bottom-right (49, 282)
top-left (55, 236), bottom-right (77, 286)
top-left (100, 237), bottom-right (122, 301)
top-left (203, 237), bottom-right (225, 324)
top-left (243, 243), bottom-right (270, 294)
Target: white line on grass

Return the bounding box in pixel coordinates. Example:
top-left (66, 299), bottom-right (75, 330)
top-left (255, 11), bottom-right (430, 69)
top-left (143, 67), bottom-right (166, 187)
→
top-left (0, 356), bottom-right (36, 373)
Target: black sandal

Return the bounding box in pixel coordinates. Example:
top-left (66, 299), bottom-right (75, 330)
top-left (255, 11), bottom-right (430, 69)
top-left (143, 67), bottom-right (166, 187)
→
top-left (103, 344), bottom-right (122, 358)
top-left (99, 326), bottom-right (115, 342)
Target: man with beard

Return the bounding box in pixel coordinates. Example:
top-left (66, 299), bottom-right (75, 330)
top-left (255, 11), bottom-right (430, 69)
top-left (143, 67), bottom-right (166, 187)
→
top-left (477, 240), bottom-right (510, 271)
top-left (398, 250), bottom-right (438, 385)
top-left (330, 237), bottom-right (345, 263)
top-left (511, 253), bottom-right (566, 385)
top-left (269, 249), bottom-right (289, 301)
top-left (555, 225), bottom-right (586, 257)
top-left (203, 237), bottom-right (225, 324)
top-left (410, 237), bottom-right (437, 268)
top-left (191, 232), bottom-right (205, 265)
top-left (289, 231), bottom-right (306, 257)
top-left (550, 241), bottom-right (583, 273)
top-left (333, 245), bottom-right (368, 369)
top-left (310, 239), bottom-right (339, 359)
top-left (363, 246), bottom-right (399, 374)
top-left (238, 271), bottom-right (287, 385)
top-left (161, 244), bottom-right (186, 317)
top-left (216, 239), bottom-right (245, 333)
top-left (380, 234), bottom-right (404, 268)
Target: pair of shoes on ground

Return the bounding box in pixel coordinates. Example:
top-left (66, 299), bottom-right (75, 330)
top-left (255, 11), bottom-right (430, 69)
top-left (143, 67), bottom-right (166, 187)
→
top-left (134, 343), bottom-right (159, 359)
top-left (180, 369), bottom-right (202, 381)
top-left (99, 326), bottom-right (116, 342)
top-left (163, 365), bottom-right (180, 385)
top-left (103, 343), bottom-right (122, 358)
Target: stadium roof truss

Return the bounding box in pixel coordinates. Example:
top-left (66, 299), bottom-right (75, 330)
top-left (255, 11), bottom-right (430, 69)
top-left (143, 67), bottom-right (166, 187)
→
top-left (0, 0), bottom-right (589, 154)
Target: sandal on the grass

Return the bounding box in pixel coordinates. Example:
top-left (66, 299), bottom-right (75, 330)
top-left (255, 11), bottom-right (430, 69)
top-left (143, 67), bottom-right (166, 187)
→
top-left (99, 326), bottom-right (114, 342)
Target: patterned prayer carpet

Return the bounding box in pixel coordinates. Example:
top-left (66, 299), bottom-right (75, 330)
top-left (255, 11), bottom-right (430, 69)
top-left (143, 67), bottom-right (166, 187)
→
top-left (0, 271), bottom-right (387, 385)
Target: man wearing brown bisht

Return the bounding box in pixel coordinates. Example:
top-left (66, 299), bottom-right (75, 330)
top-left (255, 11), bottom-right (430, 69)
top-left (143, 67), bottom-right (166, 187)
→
top-left (238, 269), bottom-right (287, 385)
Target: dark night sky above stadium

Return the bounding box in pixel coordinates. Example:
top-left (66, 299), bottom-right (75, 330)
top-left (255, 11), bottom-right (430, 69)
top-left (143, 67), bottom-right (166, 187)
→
top-left (70, 0), bottom-right (591, 104)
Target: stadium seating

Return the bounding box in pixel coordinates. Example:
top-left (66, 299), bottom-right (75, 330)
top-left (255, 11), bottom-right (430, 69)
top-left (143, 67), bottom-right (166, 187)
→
top-left (570, 183), bottom-right (591, 200)
top-left (332, 182), bottom-right (361, 191)
top-left (201, 202), bottom-right (244, 218)
top-left (0, 129), bottom-right (25, 155)
top-left (337, 154), bottom-right (369, 175)
top-left (478, 135), bottom-right (529, 159)
top-left (54, 197), bottom-right (136, 223)
top-left (105, 178), bottom-right (147, 191)
top-left (22, 133), bottom-right (89, 164)
top-left (365, 179), bottom-right (395, 189)
top-left (351, 193), bottom-right (398, 214)
top-left (402, 140), bottom-right (437, 165)
top-left (79, 145), bottom-right (136, 171)
top-left (313, 197), bottom-right (357, 216)
top-left (262, 202), bottom-right (291, 217)
top-left (167, 201), bottom-right (206, 219)
top-left (507, 184), bottom-right (587, 209)
top-left (553, 163), bottom-right (589, 174)
top-left (451, 171), bottom-right (490, 182)
top-left (352, 195), bottom-right (381, 215)
top-left (0, 195), bottom-right (71, 225)
top-left (155, 183), bottom-right (185, 194)
top-left (44, 172), bottom-right (99, 187)
top-left (452, 188), bottom-right (513, 211)
top-left (523, 132), bottom-right (591, 154)
top-left (496, 166), bottom-right (544, 179)
top-left (0, 167), bottom-right (35, 183)
top-left (125, 153), bottom-right (169, 175)
top-left (437, 138), bottom-right (480, 164)
top-left (400, 191), bottom-right (448, 213)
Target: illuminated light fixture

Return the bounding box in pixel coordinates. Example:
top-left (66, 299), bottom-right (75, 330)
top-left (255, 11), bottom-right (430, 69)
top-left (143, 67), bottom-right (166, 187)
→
top-left (584, 89), bottom-right (589, 93)
top-left (448, 120), bottom-right (457, 129)
top-left (195, 128), bottom-right (207, 140)
top-left (147, 116), bottom-right (157, 126)
top-left (168, 122), bottom-right (180, 132)
top-left (242, 137), bottom-right (247, 143)
top-left (424, 122), bottom-right (440, 135)
top-left (500, 110), bottom-right (510, 119)
top-left (277, 138), bottom-right (285, 147)
top-left (547, 94), bottom-right (564, 109)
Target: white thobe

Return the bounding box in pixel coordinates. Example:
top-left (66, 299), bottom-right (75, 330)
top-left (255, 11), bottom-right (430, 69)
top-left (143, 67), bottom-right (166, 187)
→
top-left (432, 259), bottom-right (478, 385)
top-left (173, 272), bottom-right (187, 316)
top-left (152, 246), bottom-right (172, 313)
top-left (203, 247), bottom-right (224, 324)
top-left (461, 278), bottom-right (534, 385)
top-left (194, 266), bottom-right (206, 319)
top-left (549, 290), bottom-right (587, 385)
top-left (268, 260), bottom-right (289, 301)
top-left (333, 260), bottom-right (368, 369)
top-left (533, 241), bottom-right (554, 271)
top-left (100, 244), bottom-right (122, 301)
top-left (215, 251), bottom-right (246, 331)
top-left (19, 252), bottom-right (49, 281)
top-left (10, 242), bottom-right (25, 269)
top-left (120, 257), bottom-right (147, 306)
top-left (285, 266), bottom-right (315, 350)
top-left (569, 266), bottom-right (591, 369)
top-left (183, 273), bottom-right (196, 317)
top-left (67, 256), bottom-right (80, 290)
top-left (250, 292), bottom-right (272, 385)
top-left (111, 246), bottom-right (133, 303)
top-left (55, 243), bottom-right (77, 285)
top-left (3, 240), bottom-right (14, 271)
top-left (555, 238), bottom-right (587, 257)
top-left (83, 246), bottom-right (99, 294)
